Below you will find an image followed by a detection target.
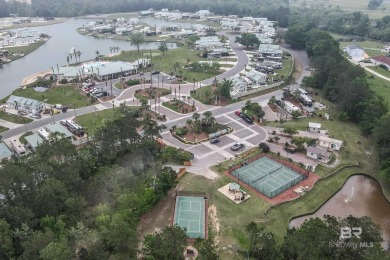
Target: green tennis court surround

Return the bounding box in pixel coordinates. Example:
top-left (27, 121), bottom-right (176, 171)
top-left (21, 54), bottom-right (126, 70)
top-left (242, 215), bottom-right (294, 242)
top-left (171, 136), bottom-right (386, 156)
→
top-left (173, 196), bottom-right (206, 239)
top-left (231, 156), bottom-right (306, 198)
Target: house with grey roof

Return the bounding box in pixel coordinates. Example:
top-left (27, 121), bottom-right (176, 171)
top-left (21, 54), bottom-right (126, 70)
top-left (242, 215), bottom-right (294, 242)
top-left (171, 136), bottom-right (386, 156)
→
top-left (258, 44), bottom-right (283, 60)
top-left (195, 36), bottom-right (223, 50)
top-left (306, 146), bottom-right (331, 163)
top-left (228, 75), bottom-right (249, 99)
top-left (245, 70), bottom-right (267, 85)
top-left (45, 122), bottom-right (73, 139)
top-left (6, 95), bottom-right (44, 113)
top-left (0, 142), bottom-right (13, 161)
top-left (24, 133), bottom-right (44, 151)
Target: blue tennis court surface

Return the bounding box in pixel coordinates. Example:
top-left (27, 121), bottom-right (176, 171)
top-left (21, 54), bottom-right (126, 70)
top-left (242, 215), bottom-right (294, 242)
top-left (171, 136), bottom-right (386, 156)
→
top-left (231, 156), bottom-right (305, 198)
top-left (173, 196), bottom-right (206, 238)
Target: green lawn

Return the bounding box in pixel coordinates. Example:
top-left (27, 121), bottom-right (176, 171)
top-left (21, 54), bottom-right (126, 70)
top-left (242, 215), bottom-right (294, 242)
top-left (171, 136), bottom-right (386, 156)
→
top-left (11, 85), bottom-right (93, 108)
top-left (176, 106), bottom-right (389, 258)
top-left (0, 111), bottom-right (32, 124)
top-left (105, 47), bottom-right (222, 81)
top-left (19, 131), bottom-right (33, 144)
top-left (276, 57), bottom-right (293, 79)
top-left (290, 0), bottom-right (390, 18)
top-left (74, 107), bottom-right (139, 135)
top-left (367, 65), bottom-right (390, 77)
top-left (366, 72), bottom-right (390, 108)
top-left (5, 40), bottom-right (47, 62)
top-left (0, 126), bottom-right (9, 133)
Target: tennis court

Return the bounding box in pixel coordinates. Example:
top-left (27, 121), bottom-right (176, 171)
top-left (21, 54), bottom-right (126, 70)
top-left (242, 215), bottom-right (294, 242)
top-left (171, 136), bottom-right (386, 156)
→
top-left (231, 156), bottom-right (305, 198)
top-left (173, 196), bottom-right (206, 239)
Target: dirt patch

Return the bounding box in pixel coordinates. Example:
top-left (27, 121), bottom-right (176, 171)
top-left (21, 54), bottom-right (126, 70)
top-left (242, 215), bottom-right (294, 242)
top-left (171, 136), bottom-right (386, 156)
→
top-left (137, 189), bottom-right (176, 241)
top-left (208, 205), bottom-right (220, 244)
top-left (268, 103), bottom-right (279, 113)
top-left (181, 128), bottom-right (209, 142)
top-left (135, 87), bottom-right (171, 100)
top-left (163, 100), bottom-right (196, 114)
top-left (99, 95), bottom-right (116, 102)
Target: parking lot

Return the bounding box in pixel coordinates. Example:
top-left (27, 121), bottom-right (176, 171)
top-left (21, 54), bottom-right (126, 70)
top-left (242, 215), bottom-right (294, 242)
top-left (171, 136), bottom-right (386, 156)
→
top-left (162, 112), bottom-right (268, 166)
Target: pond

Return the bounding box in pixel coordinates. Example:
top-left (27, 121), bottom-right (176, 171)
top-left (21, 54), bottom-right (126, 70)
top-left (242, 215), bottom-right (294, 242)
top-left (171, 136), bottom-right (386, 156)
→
top-left (289, 175), bottom-right (390, 249)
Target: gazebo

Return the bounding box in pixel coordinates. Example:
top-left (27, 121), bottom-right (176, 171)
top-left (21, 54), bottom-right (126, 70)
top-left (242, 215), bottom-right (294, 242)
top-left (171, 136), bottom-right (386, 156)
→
top-left (229, 182), bottom-right (240, 193)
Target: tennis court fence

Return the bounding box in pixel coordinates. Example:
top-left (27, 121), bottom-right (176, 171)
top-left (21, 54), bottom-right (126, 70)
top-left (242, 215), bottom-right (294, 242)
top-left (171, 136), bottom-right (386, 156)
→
top-left (227, 153), bottom-right (310, 178)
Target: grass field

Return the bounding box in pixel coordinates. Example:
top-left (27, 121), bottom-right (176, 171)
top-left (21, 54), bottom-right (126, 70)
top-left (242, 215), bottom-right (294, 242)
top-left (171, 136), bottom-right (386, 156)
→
top-left (105, 47), bottom-right (222, 82)
top-left (367, 66), bottom-right (390, 77)
top-left (74, 107), bottom-right (139, 135)
top-left (290, 0), bottom-right (390, 18)
top-left (0, 126), bottom-right (9, 133)
top-left (366, 72), bottom-right (390, 108)
top-left (5, 40), bottom-right (47, 62)
top-left (174, 90), bottom-right (390, 257)
top-left (276, 57), bottom-right (293, 78)
top-left (11, 85), bottom-right (92, 108)
top-left (0, 111), bottom-right (32, 124)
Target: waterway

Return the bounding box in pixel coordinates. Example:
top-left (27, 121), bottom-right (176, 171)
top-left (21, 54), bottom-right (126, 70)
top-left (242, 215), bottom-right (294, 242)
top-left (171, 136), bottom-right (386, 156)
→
top-left (289, 175), bottom-right (390, 249)
top-left (0, 18), bottom-right (178, 99)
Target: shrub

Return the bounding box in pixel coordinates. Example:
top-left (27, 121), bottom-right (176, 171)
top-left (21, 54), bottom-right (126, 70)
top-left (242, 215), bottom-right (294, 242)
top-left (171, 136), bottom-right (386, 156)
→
top-left (126, 79), bottom-right (141, 86)
top-left (175, 127), bottom-right (188, 136)
top-left (259, 142), bottom-right (270, 153)
top-left (59, 78), bottom-right (68, 84)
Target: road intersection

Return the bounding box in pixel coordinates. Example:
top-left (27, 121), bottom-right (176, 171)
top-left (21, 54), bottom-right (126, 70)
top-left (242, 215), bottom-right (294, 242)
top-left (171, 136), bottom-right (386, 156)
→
top-left (1, 28), bottom-right (310, 171)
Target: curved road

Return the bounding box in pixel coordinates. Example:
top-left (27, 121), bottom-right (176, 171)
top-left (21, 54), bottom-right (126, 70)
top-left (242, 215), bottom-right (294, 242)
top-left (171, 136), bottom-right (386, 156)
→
top-left (1, 27), bottom-right (308, 145)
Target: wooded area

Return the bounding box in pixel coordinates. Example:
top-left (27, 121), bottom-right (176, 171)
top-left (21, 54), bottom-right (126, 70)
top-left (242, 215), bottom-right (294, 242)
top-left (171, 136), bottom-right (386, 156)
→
top-left (0, 0), bottom-right (290, 26)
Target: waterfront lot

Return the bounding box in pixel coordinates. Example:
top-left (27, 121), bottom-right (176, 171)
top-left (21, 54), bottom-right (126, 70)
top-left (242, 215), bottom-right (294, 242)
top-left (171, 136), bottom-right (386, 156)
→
top-left (11, 85), bottom-right (92, 108)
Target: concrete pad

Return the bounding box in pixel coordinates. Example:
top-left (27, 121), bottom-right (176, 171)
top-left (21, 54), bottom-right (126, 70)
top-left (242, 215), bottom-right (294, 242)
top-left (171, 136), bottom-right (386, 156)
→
top-left (217, 183), bottom-right (251, 204)
top-left (227, 121), bottom-right (245, 131)
top-left (213, 135), bottom-right (235, 148)
top-left (246, 135), bottom-right (263, 146)
top-left (233, 129), bottom-right (253, 139)
top-left (187, 143), bottom-right (213, 156)
top-left (215, 115), bottom-right (233, 124)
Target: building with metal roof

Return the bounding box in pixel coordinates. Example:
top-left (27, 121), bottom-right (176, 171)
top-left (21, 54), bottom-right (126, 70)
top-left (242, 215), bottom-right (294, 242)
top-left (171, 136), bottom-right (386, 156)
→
top-left (45, 122), bottom-right (73, 139)
top-left (25, 133), bottom-right (44, 151)
top-left (0, 142), bottom-right (13, 160)
top-left (6, 95), bottom-right (44, 113)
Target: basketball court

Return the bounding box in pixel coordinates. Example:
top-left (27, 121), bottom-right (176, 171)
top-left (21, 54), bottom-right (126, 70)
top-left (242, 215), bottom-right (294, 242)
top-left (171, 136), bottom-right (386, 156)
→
top-left (173, 196), bottom-right (206, 239)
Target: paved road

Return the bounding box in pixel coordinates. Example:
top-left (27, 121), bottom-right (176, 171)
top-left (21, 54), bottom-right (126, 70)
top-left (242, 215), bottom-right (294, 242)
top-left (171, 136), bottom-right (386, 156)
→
top-left (2, 25), bottom-right (307, 162)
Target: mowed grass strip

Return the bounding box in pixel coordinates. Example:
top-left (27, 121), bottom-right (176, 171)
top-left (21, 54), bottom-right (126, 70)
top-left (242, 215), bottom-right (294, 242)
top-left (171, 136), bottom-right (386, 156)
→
top-left (0, 111), bottom-right (32, 124)
top-left (106, 47), bottom-right (224, 81)
top-left (74, 107), bottom-right (139, 135)
top-left (12, 85), bottom-right (92, 108)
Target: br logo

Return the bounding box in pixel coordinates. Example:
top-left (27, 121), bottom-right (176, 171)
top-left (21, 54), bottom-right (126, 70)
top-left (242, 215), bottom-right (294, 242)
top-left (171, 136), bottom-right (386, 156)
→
top-left (339, 227), bottom-right (362, 239)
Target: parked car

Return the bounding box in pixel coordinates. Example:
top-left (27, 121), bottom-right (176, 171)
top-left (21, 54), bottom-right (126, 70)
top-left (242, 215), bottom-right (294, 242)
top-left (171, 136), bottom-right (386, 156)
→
top-left (243, 115), bottom-right (254, 124)
top-left (54, 104), bottom-right (63, 109)
top-left (29, 113), bottom-right (41, 119)
top-left (210, 138), bottom-right (220, 144)
top-left (151, 70), bottom-right (160, 75)
top-left (234, 110), bottom-right (241, 116)
top-left (231, 142), bottom-right (244, 151)
top-left (18, 110), bottom-right (28, 116)
top-left (52, 109), bottom-right (61, 115)
top-left (60, 120), bottom-right (67, 126)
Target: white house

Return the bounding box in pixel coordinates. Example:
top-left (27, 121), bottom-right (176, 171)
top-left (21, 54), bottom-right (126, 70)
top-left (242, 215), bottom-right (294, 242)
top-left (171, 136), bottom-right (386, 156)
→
top-left (283, 101), bottom-right (300, 114)
top-left (319, 136), bottom-right (343, 151)
top-left (308, 122), bottom-right (321, 133)
top-left (7, 95), bottom-right (44, 113)
top-left (196, 10), bottom-right (211, 17)
top-left (245, 70), bottom-right (267, 85)
top-left (228, 75), bottom-right (248, 99)
top-left (345, 44), bottom-right (365, 61)
top-left (306, 146), bottom-right (331, 163)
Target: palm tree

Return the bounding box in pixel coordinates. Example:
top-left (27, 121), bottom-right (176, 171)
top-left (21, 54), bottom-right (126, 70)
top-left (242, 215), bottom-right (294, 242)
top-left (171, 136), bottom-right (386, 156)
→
top-left (204, 90), bottom-right (211, 103)
top-left (69, 53), bottom-right (73, 63)
top-left (203, 111), bottom-right (213, 125)
top-left (73, 49), bottom-right (77, 63)
top-left (186, 119), bottom-right (193, 133)
top-left (95, 51), bottom-right (100, 60)
top-left (192, 112), bottom-right (201, 133)
top-left (77, 51), bottom-right (82, 64)
top-left (66, 55), bottom-right (69, 65)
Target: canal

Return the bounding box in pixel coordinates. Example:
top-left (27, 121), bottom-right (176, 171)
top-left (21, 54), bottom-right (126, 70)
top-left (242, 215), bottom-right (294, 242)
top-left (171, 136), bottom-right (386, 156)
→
top-left (0, 18), bottom-right (180, 99)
